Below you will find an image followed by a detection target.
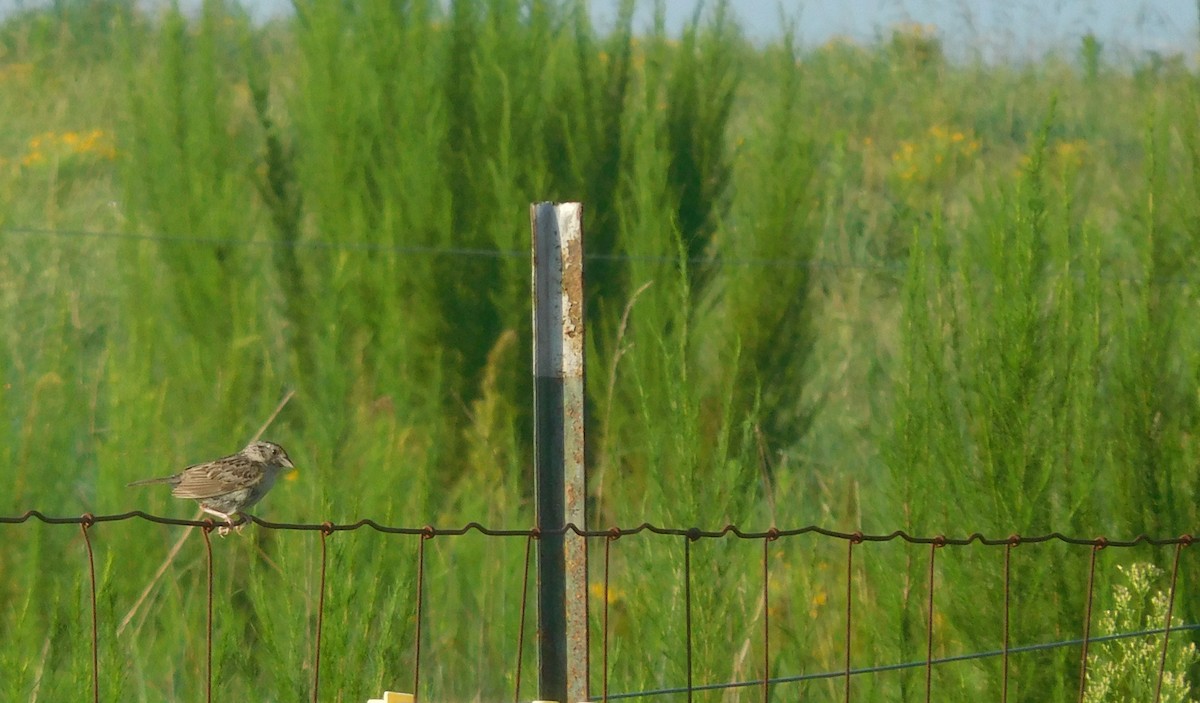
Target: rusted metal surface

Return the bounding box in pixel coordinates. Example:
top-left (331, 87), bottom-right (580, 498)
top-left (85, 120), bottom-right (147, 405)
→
top-left (531, 202), bottom-right (588, 703)
top-left (558, 204), bottom-right (589, 703)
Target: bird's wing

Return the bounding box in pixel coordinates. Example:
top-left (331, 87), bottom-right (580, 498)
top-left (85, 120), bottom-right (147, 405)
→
top-left (170, 455), bottom-right (264, 499)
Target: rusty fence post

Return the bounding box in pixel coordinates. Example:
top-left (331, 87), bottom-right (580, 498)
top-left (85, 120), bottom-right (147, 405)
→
top-left (531, 201), bottom-right (588, 703)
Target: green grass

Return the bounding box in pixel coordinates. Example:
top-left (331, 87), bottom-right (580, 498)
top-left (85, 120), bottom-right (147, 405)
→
top-left (2, 1), bottom-right (1200, 701)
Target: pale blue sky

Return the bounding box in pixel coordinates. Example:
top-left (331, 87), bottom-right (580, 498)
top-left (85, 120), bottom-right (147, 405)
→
top-left (4, 1), bottom-right (1196, 59)
top-left (596, 0), bottom-right (1196, 59)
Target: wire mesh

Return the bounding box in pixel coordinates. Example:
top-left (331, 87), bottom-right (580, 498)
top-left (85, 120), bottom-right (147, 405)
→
top-left (4, 510), bottom-right (1195, 702)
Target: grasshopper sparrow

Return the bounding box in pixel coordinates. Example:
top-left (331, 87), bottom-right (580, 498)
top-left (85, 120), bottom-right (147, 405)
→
top-left (129, 440), bottom-right (295, 532)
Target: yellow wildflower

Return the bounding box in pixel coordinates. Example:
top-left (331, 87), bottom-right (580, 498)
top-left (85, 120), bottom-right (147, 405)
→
top-left (589, 582), bottom-right (624, 605)
top-left (809, 590), bottom-right (828, 618)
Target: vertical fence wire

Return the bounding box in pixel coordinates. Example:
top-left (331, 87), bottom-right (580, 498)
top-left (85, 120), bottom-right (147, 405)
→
top-left (603, 530), bottom-right (618, 703)
top-left (201, 524), bottom-right (215, 703)
top-left (80, 516), bottom-right (99, 703)
top-left (1153, 538), bottom-right (1188, 703)
top-left (924, 539), bottom-right (943, 703)
top-left (685, 530), bottom-right (697, 703)
top-left (584, 530), bottom-right (592, 703)
top-left (1076, 540), bottom-right (1104, 703)
top-left (845, 534), bottom-right (861, 703)
top-left (762, 530), bottom-right (777, 703)
top-left (312, 524), bottom-right (332, 703)
top-left (1002, 538), bottom-right (1016, 703)
top-left (514, 531), bottom-right (536, 703)
top-left (413, 527), bottom-right (432, 703)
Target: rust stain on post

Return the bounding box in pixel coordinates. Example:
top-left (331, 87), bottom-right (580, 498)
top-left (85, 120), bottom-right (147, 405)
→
top-left (558, 203), bottom-right (588, 703)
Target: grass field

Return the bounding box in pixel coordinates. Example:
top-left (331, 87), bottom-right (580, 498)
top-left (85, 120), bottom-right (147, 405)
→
top-left (2, 1), bottom-right (1200, 701)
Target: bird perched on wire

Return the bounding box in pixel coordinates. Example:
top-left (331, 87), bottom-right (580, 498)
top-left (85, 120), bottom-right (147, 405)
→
top-left (128, 440), bottom-right (296, 535)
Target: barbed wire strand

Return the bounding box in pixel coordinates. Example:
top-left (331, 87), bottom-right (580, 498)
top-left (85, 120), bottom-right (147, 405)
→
top-left (1154, 538), bottom-right (1190, 703)
top-left (924, 539), bottom-right (942, 703)
top-left (313, 524), bottom-right (332, 703)
top-left (1002, 539), bottom-right (1015, 703)
top-left (413, 527), bottom-right (432, 703)
top-left (590, 623), bottom-right (1200, 702)
top-left (514, 532), bottom-right (536, 703)
top-left (1076, 540), bottom-right (1104, 703)
top-left (201, 523), bottom-right (215, 703)
top-left (80, 516), bottom-right (99, 703)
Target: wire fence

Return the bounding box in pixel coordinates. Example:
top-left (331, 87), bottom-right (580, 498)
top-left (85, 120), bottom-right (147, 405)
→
top-left (8, 223), bottom-right (1199, 286)
top-left (2, 510), bottom-right (1195, 703)
top-left (0, 223), bottom-right (903, 273)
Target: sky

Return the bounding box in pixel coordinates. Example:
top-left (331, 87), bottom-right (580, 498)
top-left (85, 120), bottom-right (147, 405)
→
top-left (2, 0), bottom-right (1196, 60)
top-left (593, 0), bottom-right (1198, 60)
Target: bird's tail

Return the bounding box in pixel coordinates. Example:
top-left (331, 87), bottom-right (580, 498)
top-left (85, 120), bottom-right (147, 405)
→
top-left (127, 476), bottom-right (173, 487)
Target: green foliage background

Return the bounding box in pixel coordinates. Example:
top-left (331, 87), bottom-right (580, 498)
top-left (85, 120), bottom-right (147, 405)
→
top-left (1, 1), bottom-right (1198, 700)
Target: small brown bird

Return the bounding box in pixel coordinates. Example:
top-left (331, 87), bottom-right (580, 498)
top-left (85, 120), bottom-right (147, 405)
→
top-left (128, 440), bottom-right (296, 531)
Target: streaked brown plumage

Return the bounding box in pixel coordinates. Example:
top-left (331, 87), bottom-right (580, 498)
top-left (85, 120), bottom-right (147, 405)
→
top-left (128, 441), bottom-right (295, 529)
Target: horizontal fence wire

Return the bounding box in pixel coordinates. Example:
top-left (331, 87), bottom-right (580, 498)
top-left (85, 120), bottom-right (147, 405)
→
top-left (0, 224), bottom-right (903, 272)
top-left (8, 224), bottom-right (1198, 285)
top-left (7, 511), bottom-right (1195, 546)
top-left (590, 623), bottom-right (1200, 702)
top-left (7, 511), bottom-right (1196, 702)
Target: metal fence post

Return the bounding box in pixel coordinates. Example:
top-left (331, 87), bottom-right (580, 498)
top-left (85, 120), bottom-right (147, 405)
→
top-left (531, 201), bottom-right (588, 703)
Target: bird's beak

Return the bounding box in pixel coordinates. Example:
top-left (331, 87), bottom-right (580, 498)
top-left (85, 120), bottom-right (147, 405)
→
top-left (283, 455), bottom-right (299, 481)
